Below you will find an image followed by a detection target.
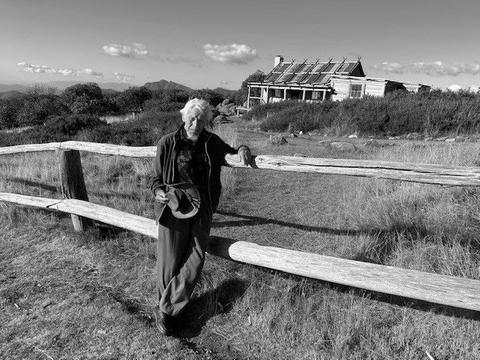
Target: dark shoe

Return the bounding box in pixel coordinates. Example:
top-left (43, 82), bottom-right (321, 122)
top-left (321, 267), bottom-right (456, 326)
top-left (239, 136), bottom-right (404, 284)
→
top-left (153, 307), bottom-right (170, 335)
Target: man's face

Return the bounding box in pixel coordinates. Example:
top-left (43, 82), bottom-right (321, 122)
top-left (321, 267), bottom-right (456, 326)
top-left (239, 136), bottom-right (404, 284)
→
top-left (183, 112), bottom-right (206, 140)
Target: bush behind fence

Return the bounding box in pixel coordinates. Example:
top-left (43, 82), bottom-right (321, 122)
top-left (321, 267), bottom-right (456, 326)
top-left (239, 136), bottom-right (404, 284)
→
top-left (247, 90), bottom-right (480, 137)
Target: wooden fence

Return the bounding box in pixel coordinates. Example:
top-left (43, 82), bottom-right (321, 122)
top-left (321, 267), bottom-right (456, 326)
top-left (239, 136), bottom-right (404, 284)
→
top-left (1, 141), bottom-right (480, 313)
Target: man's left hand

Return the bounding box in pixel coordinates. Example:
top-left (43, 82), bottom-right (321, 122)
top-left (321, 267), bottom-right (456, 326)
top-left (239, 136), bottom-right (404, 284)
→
top-left (238, 145), bottom-right (252, 166)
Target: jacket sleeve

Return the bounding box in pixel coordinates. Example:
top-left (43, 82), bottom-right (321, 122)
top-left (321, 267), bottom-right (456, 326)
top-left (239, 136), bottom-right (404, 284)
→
top-left (150, 139), bottom-right (167, 195)
top-left (215, 134), bottom-right (238, 155)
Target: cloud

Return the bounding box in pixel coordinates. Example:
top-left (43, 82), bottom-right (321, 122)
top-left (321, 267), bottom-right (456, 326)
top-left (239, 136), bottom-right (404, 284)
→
top-left (469, 85), bottom-right (480, 93)
top-left (78, 68), bottom-right (104, 78)
top-left (445, 84), bottom-right (480, 92)
top-left (17, 62), bottom-right (56, 74)
top-left (447, 84), bottom-right (462, 92)
top-left (17, 61), bottom-right (103, 78)
top-left (374, 61), bottom-right (480, 76)
top-left (203, 43), bottom-right (258, 64)
top-left (156, 56), bottom-right (197, 64)
top-left (102, 43), bottom-right (148, 57)
top-left (114, 72), bottom-right (134, 82)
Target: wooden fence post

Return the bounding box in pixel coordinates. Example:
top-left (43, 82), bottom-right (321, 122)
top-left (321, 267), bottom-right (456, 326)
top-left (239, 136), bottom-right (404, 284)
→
top-left (57, 149), bottom-right (92, 231)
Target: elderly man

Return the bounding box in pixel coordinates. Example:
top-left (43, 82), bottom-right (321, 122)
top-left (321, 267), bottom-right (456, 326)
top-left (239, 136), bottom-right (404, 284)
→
top-left (150, 98), bottom-right (251, 335)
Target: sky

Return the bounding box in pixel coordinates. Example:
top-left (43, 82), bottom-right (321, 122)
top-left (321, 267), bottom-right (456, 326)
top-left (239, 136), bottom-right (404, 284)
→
top-left (1, 0), bottom-right (480, 90)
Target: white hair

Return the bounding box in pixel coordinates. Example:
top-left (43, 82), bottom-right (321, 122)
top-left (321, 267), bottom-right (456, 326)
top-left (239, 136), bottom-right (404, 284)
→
top-left (179, 98), bottom-right (213, 123)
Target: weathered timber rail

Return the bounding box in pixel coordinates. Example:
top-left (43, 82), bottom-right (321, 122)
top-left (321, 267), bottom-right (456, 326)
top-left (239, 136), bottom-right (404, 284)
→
top-left (1, 192), bottom-right (480, 313)
top-left (2, 141), bottom-right (480, 186)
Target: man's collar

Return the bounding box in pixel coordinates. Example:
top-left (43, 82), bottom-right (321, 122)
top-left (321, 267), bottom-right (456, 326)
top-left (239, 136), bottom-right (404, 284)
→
top-left (178, 125), bottom-right (207, 143)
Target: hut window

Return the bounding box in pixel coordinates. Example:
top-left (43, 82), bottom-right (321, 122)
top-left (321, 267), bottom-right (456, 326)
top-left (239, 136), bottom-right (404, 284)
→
top-left (349, 84), bottom-right (363, 98)
top-left (312, 91), bottom-right (322, 100)
top-left (274, 89), bottom-right (283, 98)
top-left (250, 87), bottom-right (261, 97)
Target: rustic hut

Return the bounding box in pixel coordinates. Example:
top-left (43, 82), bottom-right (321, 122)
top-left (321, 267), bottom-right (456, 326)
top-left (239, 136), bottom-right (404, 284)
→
top-left (246, 56), bottom-right (365, 108)
top-left (330, 75), bottom-right (430, 100)
top-left (247, 56), bottom-right (430, 108)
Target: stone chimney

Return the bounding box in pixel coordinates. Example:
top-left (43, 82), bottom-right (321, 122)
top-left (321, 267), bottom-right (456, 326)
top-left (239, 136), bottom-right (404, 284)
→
top-left (274, 55), bottom-right (284, 67)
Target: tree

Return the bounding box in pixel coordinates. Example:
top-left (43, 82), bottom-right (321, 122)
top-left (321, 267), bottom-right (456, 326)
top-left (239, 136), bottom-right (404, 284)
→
top-left (0, 98), bottom-right (21, 129)
top-left (114, 86), bottom-right (152, 115)
top-left (61, 83), bottom-right (105, 114)
top-left (235, 70), bottom-right (266, 105)
top-left (189, 89), bottom-right (224, 107)
top-left (15, 86), bottom-right (66, 126)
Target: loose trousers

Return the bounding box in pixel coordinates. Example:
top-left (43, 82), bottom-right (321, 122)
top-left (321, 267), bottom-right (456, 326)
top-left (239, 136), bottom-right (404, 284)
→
top-left (156, 193), bottom-right (212, 316)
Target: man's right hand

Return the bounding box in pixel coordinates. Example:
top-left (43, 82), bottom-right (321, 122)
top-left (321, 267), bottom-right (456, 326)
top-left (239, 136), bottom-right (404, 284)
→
top-left (155, 189), bottom-right (169, 203)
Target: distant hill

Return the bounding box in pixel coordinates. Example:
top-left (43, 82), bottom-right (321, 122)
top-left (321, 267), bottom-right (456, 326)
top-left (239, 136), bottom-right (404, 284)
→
top-left (144, 80), bottom-right (192, 92)
top-left (101, 88), bottom-right (121, 96)
top-left (45, 81), bottom-right (133, 92)
top-left (0, 90), bottom-right (26, 100)
top-left (0, 84), bottom-right (28, 93)
top-left (0, 81), bottom-right (133, 94)
top-left (212, 87), bottom-right (237, 99)
top-left (0, 80), bottom-right (239, 97)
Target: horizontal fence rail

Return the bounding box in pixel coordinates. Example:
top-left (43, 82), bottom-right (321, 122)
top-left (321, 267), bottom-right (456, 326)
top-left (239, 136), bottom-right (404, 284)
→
top-left (1, 192), bottom-right (480, 313)
top-left (2, 141), bottom-right (480, 186)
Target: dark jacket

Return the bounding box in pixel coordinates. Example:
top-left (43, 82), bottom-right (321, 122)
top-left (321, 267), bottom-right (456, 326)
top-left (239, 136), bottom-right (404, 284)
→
top-left (150, 125), bottom-right (238, 224)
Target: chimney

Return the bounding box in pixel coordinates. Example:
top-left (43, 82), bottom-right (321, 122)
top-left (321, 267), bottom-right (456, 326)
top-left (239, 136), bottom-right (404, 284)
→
top-left (274, 55), bottom-right (284, 67)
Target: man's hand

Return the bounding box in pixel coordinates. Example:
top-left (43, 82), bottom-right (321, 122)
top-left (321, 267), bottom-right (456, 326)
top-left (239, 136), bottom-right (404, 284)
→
top-left (155, 189), bottom-right (169, 203)
top-left (238, 145), bottom-right (252, 166)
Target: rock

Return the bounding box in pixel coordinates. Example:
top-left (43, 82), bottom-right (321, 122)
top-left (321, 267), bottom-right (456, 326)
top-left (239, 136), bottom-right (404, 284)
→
top-left (445, 138), bottom-right (455, 142)
top-left (299, 131), bottom-right (303, 135)
top-left (454, 136), bottom-right (466, 142)
top-left (216, 99), bottom-right (237, 116)
top-left (214, 115), bottom-right (228, 124)
top-left (348, 134), bottom-right (358, 139)
top-left (364, 139), bottom-right (381, 147)
top-left (293, 153), bottom-right (307, 157)
top-left (289, 133), bottom-right (297, 138)
top-left (330, 141), bottom-right (357, 152)
top-left (269, 135), bottom-right (288, 145)
top-left (405, 132), bottom-right (423, 140)
top-left (42, 299), bottom-right (54, 308)
top-left (467, 135), bottom-right (480, 142)
top-left (435, 136), bottom-right (448, 141)
top-left (424, 137), bottom-right (433, 141)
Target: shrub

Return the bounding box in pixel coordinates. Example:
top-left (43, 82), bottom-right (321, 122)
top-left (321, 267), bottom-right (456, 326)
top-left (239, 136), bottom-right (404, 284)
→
top-left (244, 101), bottom-right (302, 122)
top-left (76, 111), bottom-right (181, 146)
top-left (255, 90), bottom-right (480, 137)
top-left (44, 114), bottom-right (107, 136)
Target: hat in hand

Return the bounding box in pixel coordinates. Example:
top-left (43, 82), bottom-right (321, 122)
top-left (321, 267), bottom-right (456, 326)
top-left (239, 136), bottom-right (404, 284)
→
top-left (165, 185), bottom-right (200, 219)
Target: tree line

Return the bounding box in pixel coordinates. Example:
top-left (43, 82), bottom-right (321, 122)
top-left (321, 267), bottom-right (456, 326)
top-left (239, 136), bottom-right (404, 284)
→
top-left (0, 82), bottom-right (246, 130)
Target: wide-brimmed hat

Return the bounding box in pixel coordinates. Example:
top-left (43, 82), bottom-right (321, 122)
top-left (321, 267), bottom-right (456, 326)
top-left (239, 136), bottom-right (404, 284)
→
top-left (165, 184), bottom-right (200, 219)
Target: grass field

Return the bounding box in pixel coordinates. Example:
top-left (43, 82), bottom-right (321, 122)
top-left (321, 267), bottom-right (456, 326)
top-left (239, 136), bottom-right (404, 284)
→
top-left (1, 122), bottom-right (479, 359)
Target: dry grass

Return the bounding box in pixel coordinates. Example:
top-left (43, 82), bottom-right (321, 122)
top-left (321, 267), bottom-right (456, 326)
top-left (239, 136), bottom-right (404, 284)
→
top-left (1, 125), bottom-right (480, 359)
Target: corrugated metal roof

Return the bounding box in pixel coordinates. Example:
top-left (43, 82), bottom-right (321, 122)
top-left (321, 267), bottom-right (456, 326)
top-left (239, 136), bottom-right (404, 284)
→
top-left (259, 59), bottom-right (363, 86)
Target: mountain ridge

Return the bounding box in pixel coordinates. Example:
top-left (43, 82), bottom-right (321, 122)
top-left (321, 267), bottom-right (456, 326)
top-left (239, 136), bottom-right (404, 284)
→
top-left (0, 79), bottom-right (239, 96)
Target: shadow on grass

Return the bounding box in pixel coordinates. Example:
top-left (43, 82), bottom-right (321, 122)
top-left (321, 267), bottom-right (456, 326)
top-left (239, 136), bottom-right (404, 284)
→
top-left (99, 278), bottom-right (250, 337)
top-left (5, 177), bottom-right (143, 201)
top-left (214, 210), bottom-right (366, 236)
top-left (173, 278), bottom-right (250, 338)
top-left (329, 280), bottom-right (480, 322)
top-left (6, 177), bottom-right (58, 193)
